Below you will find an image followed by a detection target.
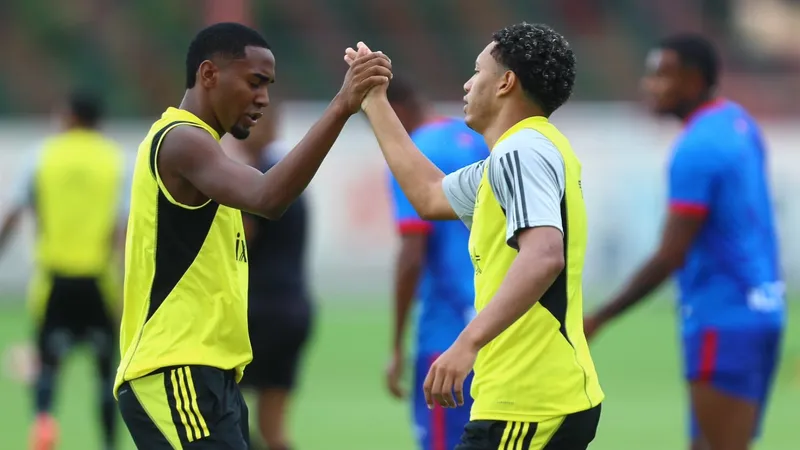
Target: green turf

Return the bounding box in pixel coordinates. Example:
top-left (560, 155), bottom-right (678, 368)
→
top-left (0, 299), bottom-right (799, 449)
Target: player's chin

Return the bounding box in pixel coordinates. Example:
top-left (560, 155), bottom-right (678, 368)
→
top-left (229, 124), bottom-right (252, 140)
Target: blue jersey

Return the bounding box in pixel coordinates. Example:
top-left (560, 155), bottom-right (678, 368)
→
top-left (668, 100), bottom-right (784, 332)
top-left (389, 118), bottom-right (489, 355)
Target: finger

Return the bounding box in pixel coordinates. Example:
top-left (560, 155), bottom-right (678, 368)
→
top-left (344, 47), bottom-right (357, 66)
top-left (352, 51), bottom-right (391, 69)
top-left (431, 367), bottom-right (447, 408)
top-left (454, 373), bottom-right (466, 406)
top-left (354, 61), bottom-right (393, 83)
top-left (357, 41), bottom-right (372, 56)
top-left (440, 371), bottom-right (455, 408)
top-left (358, 64), bottom-right (393, 82)
top-left (422, 367), bottom-right (435, 409)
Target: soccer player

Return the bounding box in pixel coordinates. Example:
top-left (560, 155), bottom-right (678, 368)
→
top-left (222, 104), bottom-right (314, 450)
top-left (383, 77), bottom-right (489, 450)
top-left (585, 34), bottom-right (784, 450)
top-left (0, 91), bottom-right (126, 450)
top-left (346, 22), bottom-right (603, 450)
top-left (113, 22), bottom-right (390, 449)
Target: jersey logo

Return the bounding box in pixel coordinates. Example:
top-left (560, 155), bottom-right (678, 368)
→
top-left (235, 233), bottom-right (248, 263)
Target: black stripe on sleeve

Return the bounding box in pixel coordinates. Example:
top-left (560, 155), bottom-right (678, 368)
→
top-left (500, 153), bottom-right (522, 230)
top-left (512, 150), bottom-right (530, 229)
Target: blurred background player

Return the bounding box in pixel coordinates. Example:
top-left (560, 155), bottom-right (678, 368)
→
top-left (383, 76), bottom-right (489, 450)
top-left (586, 34), bottom-right (784, 450)
top-left (223, 103), bottom-right (315, 450)
top-left (0, 91), bottom-right (125, 450)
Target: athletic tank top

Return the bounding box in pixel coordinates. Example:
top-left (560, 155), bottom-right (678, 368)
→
top-left (33, 129), bottom-right (124, 276)
top-left (114, 107), bottom-right (251, 396)
top-left (468, 117), bottom-right (604, 422)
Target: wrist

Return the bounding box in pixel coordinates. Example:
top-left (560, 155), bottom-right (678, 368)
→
top-left (330, 94), bottom-right (354, 118)
top-left (456, 327), bottom-right (484, 353)
top-left (362, 92), bottom-right (388, 115)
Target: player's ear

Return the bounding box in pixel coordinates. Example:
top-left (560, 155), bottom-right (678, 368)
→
top-left (496, 70), bottom-right (516, 98)
top-left (197, 60), bottom-right (219, 88)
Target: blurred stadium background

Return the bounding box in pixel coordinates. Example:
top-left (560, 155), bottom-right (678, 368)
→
top-left (1, 0), bottom-right (800, 449)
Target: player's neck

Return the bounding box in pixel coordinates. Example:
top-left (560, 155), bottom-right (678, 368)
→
top-left (483, 105), bottom-right (545, 150)
top-left (677, 94), bottom-right (716, 122)
top-left (179, 90), bottom-right (226, 137)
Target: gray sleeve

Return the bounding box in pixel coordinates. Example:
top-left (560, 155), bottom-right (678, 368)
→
top-left (441, 160), bottom-right (485, 228)
top-left (487, 129), bottom-right (565, 249)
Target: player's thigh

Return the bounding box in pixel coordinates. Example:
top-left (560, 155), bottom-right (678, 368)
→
top-left (684, 327), bottom-right (770, 446)
top-left (35, 276), bottom-right (78, 365)
top-left (454, 420), bottom-right (508, 450)
top-left (79, 277), bottom-right (117, 362)
top-left (242, 308), bottom-right (311, 391)
top-left (527, 404), bottom-right (602, 450)
top-left (690, 382), bottom-right (756, 449)
top-left (119, 366), bottom-right (249, 449)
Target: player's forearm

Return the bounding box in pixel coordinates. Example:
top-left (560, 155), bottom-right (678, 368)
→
top-left (392, 251), bottom-right (423, 351)
top-left (258, 97), bottom-right (350, 218)
top-left (595, 254), bottom-right (675, 323)
top-left (458, 249), bottom-right (564, 351)
top-left (0, 209), bottom-right (22, 257)
top-left (363, 97), bottom-right (446, 217)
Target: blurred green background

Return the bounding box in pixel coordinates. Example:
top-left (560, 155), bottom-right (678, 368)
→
top-left (1, 297), bottom-right (798, 449)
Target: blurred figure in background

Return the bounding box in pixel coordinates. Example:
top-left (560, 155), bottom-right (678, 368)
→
top-left (586, 34), bottom-right (784, 450)
top-left (0, 91), bottom-right (126, 450)
top-left (383, 76), bottom-right (488, 450)
top-left (224, 104), bottom-right (314, 450)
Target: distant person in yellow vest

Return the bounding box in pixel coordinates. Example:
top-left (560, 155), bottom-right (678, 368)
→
top-left (346, 22), bottom-right (604, 450)
top-left (0, 91), bottom-right (126, 450)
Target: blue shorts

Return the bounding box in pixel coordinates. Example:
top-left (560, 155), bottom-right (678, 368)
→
top-left (682, 326), bottom-right (782, 439)
top-left (413, 353), bottom-right (473, 450)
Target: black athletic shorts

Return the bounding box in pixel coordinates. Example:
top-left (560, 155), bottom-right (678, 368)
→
top-left (36, 275), bottom-right (115, 363)
top-left (240, 300), bottom-right (313, 390)
top-left (118, 366), bottom-right (249, 449)
top-left (456, 404), bottom-right (601, 450)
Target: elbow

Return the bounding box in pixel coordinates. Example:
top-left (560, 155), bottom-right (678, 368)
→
top-left (260, 204), bottom-right (286, 221)
top-left (418, 208), bottom-right (438, 221)
top-left (545, 251), bottom-right (566, 278)
top-left (656, 247), bottom-right (686, 272)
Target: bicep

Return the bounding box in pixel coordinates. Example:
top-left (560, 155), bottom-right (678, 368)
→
top-left (441, 160), bottom-right (484, 225)
top-left (491, 145), bottom-right (564, 249)
top-left (161, 127), bottom-right (268, 215)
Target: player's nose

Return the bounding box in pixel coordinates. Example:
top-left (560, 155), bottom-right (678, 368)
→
top-left (254, 87), bottom-right (269, 109)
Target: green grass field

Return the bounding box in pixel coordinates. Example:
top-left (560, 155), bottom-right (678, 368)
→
top-left (1, 298), bottom-right (798, 449)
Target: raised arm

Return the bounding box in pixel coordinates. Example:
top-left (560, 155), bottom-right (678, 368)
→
top-left (161, 52), bottom-right (392, 219)
top-left (362, 96), bottom-right (458, 220)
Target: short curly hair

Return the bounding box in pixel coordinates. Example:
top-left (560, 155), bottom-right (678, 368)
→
top-left (491, 23), bottom-right (576, 116)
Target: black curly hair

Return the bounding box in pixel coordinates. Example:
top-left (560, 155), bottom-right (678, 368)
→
top-left (491, 23), bottom-right (576, 116)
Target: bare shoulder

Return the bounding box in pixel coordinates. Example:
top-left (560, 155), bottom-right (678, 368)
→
top-left (158, 125), bottom-right (221, 172)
